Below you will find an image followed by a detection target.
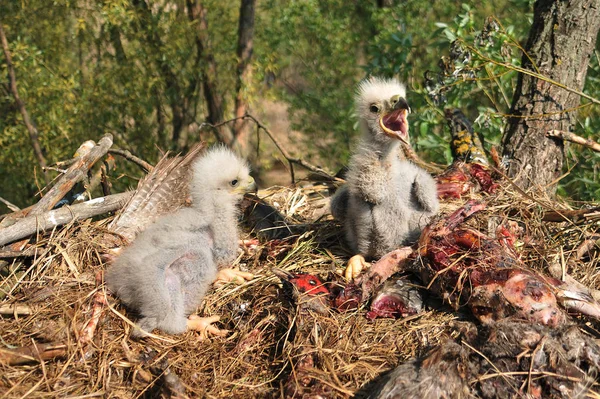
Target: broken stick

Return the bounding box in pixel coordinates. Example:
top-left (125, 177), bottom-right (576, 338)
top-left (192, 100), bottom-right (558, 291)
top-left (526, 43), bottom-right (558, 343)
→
top-left (0, 191), bottom-right (133, 246)
top-left (547, 130), bottom-right (600, 153)
top-left (30, 134), bottom-right (114, 214)
top-left (0, 342), bottom-right (67, 366)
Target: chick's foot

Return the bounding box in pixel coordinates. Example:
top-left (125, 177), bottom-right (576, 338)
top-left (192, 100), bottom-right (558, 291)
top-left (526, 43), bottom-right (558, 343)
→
top-left (187, 315), bottom-right (229, 340)
top-left (214, 267), bottom-right (254, 287)
top-left (345, 255), bottom-right (369, 281)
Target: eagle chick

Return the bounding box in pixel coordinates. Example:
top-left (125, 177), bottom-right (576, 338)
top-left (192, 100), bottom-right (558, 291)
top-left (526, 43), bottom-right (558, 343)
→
top-left (106, 146), bottom-right (256, 337)
top-left (331, 77), bottom-right (439, 267)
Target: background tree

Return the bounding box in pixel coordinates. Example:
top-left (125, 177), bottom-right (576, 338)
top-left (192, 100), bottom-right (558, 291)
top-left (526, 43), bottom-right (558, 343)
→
top-left (1, 0), bottom-right (599, 210)
top-left (501, 0), bottom-right (600, 195)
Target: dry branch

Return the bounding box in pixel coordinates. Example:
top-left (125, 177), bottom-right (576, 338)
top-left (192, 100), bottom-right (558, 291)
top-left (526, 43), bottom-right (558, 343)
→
top-left (30, 134), bottom-right (114, 214)
top-left (0, 303), bottom-right (33, 315)
top-left (542, 207), bottom-right (600, 223)
top-left (0, 342), bottom-right (67, 366)
top-left (88, 154), bottom-right (116, 195)
top-left (0, 197), bottom-right (20, 213)
top-left (547, 130), bottom-right (600, 153)
top-left (109, 148), bottom-right (154, 172)
top-left (202, 114), bottom-right (339, 183)
top-left (0, 21), bottom-right (47, 178)
top-left (0, 191), bottom-right (133, 246)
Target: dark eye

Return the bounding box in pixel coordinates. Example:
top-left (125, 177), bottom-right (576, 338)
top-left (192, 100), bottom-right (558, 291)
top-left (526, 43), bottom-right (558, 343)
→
top-left (369, 104), bottom-right (379, 113)
top-left (230, 179), bottom-right (239, 186)
top-left (308, 279), bottom-right (317, 286)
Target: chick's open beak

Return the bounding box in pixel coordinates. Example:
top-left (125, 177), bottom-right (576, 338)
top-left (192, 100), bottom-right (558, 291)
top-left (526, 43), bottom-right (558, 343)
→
top-left (379, 96), bottom-right (410, 144)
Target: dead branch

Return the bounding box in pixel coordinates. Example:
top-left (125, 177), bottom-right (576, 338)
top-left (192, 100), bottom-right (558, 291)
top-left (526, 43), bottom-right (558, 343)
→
top-left (88, 154), bottom-right (116, 194)
top-left (246, 114), bottom-right (338, 182)
top-left (0, 303), bottom-right (33, 315)
top-left (0, 249), bottom-right (36, 259)
top-left (202, 114), bottom-right (338, 183)
top-left (0, 191), bottom-right (133, 246)
top-left (542, 207), bottom-right (600, 223)
top-left (109, 148), bottom-right (154, 172)
top-left (576, 239), bottom-right (600, 260)
top-left (0, 22), bottom-right (47, 179)
top-left (30, 134), bottom-right (114, 214)
top-left (547, 130), bottom-right (600, 153)
top-left (0, 342), bottom-right (67, 366)
top-left (0, 196), bottom-right (20, 212)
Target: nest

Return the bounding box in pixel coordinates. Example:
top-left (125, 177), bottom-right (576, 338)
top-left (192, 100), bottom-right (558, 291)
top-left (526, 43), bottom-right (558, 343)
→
top-left (1, 178), bottom-right (599, 398)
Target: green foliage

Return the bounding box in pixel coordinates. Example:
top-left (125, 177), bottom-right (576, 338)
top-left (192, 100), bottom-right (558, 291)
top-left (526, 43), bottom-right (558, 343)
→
top-left (0, 0), bottom-right (597, 210)
top-left (559, 52), bottom-right (600, 201)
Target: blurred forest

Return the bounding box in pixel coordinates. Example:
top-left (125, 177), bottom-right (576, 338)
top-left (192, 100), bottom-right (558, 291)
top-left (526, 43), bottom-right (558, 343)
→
top-left (1, 0), bottom-right (599, 210)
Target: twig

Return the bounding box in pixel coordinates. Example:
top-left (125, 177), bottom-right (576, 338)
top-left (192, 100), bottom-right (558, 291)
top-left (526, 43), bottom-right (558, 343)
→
top-left (108, 148), bottom-right (154, 172)
top-left (88, 154), bottom-right (116, 194)
top-left (0, 22), bottom-right (48, 179)
top-left (201, 114), bottom-right (338, 183)
top-left (30, 134), bottom-right (113, 214)
top-left (463, 41), bottom-right (600, 106)
top-left (0, 342), bottom-right (67, 366)
top-left (576, 239), bottom-right (600, 260)
top-left (0, 249), bottom-right (37, 259)
top-left (542, 207), bottom-right (600, 223)
top-left (0, 191), bottom-right (133, 246)
top-left (0, 196), bottom-right (20, 212)
top-left (0, 303), bottom-right (33, 315)
top-left (245, 114), bottom-right (337, 182)
top-left (547, 130), bottom-right (600, 153)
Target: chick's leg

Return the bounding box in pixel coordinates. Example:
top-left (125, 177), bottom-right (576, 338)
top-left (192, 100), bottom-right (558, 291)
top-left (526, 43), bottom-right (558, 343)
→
top-left (187, 315), bottom-right (229, 340)
top-left (345, 254), bottom-right (369, 281)
top-left (214, 267), bottom-right (254, 287)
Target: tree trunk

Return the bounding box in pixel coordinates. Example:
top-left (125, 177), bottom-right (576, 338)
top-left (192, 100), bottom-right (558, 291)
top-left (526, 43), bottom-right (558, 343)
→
top-left (186, 0), bottom-right (233, 145)
top-left (232, 0), bottom-right (256, 156)
top-left (132, 0), bottom-right (187, 150)
top-left (501, 0), bottom-right (600, 195)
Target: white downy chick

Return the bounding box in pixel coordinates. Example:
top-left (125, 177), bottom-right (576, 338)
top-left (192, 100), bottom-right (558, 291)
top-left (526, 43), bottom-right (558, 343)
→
top-left (331, 77), bottom-right (439, 260)
top-left (106, 146), bottom-right (256, 336)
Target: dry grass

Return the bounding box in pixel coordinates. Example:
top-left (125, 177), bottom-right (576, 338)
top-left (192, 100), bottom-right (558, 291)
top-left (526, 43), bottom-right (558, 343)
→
top-left (1, 178), bottom-right (599, 398)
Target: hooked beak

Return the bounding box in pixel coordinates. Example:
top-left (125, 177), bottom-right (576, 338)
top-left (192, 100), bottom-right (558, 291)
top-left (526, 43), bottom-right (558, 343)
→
top-left (379, 97), bottom-right (410, 144)
top-left (235, 176), bottom-right (258, 194)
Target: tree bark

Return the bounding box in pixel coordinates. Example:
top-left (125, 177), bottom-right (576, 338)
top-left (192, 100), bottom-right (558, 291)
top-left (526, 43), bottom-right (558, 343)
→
top-left (186, 0), bottom-right (233, 145)
top-left (0, 21), bottom-right (48, 179)
top-left (232, 0), bottom-right (256, 156)
top-left (501, 0), bottom-right (600, 195)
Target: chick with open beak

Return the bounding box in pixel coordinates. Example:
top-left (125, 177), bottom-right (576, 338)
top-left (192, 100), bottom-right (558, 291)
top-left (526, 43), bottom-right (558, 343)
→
top-left (330, 77), bottom-right (439, 280)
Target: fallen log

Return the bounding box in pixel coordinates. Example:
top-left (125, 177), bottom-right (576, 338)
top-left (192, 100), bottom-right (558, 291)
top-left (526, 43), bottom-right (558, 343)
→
top-left (0, 191), bottom-right (133, 246)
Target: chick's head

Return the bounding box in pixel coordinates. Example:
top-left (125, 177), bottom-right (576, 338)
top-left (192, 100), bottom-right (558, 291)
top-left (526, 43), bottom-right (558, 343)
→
top-left (356, 77), bottom-right (410, 145)
top-left (190, 146), bottom-right (256, 204)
